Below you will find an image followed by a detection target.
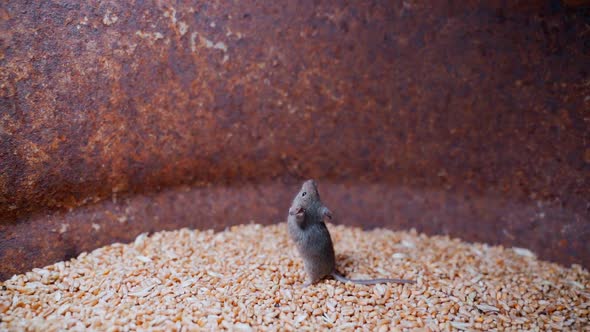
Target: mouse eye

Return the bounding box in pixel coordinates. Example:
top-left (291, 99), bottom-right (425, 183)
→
top-left (302, 192), bottom-right (306, 197)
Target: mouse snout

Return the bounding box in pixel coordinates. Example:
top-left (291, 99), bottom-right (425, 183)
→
top-left (303, 179), bottom-right (316, 187)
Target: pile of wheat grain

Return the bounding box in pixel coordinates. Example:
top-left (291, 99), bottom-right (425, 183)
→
top-left (1, 223), bottom-right (588, 331)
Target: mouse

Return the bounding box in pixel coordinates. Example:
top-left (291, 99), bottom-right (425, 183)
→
top-left (287, 179), bottom-right (416, 286)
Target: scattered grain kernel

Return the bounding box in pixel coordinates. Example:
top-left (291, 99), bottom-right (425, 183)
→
top-left (0, 223), bottom-right (587, 331)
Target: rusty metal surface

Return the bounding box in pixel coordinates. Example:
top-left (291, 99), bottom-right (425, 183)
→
top-left (1, 1), bottom-right (589, 279)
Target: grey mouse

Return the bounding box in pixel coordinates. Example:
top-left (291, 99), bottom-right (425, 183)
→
top-left (287, 179), bottom-right (416, 286)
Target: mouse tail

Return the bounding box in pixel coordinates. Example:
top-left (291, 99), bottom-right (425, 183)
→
top-left (332, 271), bottom-right (416, 285)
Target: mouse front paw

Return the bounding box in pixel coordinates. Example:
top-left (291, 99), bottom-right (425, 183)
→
top-left (288, 206), bottom-right (303, 216)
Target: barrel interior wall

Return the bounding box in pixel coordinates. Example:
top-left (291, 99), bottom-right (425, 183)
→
top-left (0, 1), bottom-right (588, 279)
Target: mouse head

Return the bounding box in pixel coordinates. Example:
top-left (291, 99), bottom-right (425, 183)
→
top-left (289, 179), bottom-right (333, 221)
top-left (289, 179), bottom-right (321, 215)
top-left (298, 179), bottom-right (321, 204)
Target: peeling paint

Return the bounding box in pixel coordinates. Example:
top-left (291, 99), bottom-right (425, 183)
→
top-left (194, 33), bottom-right (227, 52)
top-left (178, 21), bottom-right (188, 36)
top-left (102, 10), bottom-right (118, 26)
top-left (164, 6), bottom-right (188, 37)
top-left (163, 7), bottom-right (178, 24)
top-left (190, 32), bottom-right (228, 55)
top-left (58, 223), bottom-right (69, 234)
top-left (135, 30), bottom-right (165, 44)
top-left (190, 32), bottom-right (197, 52)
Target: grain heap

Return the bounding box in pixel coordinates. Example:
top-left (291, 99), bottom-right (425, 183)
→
top-left (1, 223), bottom-right (588, 331)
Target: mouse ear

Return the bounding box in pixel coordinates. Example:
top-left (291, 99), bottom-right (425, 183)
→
top-left (321, 206), bottom-right (333, 220)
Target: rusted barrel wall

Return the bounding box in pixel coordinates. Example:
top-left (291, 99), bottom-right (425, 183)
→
top-left (1, 1), bottom-right (589, 280)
